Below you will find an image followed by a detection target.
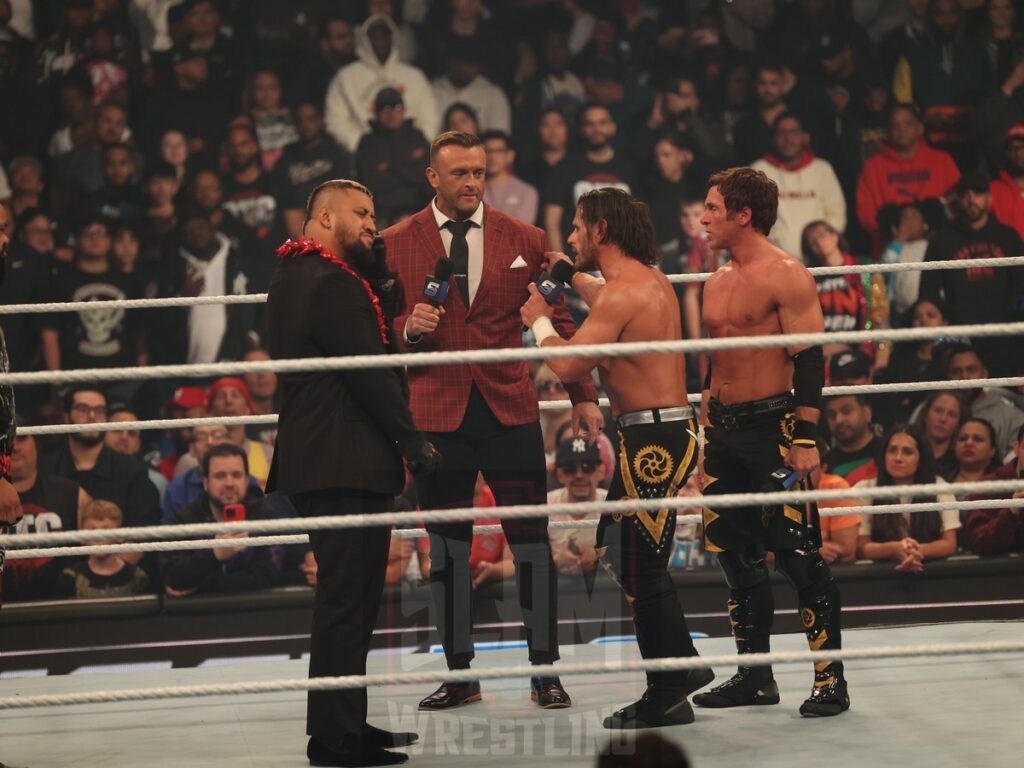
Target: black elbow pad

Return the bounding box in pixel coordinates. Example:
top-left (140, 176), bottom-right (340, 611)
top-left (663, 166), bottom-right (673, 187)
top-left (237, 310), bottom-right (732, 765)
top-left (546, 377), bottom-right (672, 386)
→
top-left (792, 345), bottom-right (824, 410)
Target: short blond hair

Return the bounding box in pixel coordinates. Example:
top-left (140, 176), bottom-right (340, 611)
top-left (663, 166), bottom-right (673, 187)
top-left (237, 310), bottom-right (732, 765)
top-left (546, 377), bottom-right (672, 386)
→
top-left (81, 499), bottom-right (123, 526)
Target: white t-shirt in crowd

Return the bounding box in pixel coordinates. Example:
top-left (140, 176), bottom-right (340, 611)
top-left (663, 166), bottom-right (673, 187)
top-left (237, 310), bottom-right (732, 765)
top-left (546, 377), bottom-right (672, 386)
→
top-left (547, 487), bottom-right (607, 553)
top-left (853, 476), bottom-right (962, 537)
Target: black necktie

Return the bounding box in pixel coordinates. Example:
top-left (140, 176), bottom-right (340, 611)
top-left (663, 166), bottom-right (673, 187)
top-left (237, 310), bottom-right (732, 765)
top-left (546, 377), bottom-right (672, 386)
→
top-left (445, 219), bottom-right (473, 304)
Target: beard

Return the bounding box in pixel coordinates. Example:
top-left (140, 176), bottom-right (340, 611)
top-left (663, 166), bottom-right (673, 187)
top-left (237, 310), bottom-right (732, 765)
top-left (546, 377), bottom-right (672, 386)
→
top-left (70, 431), bottom-right (104, 448)
top-left (574, 239), bottom-right (598, 271)
top-left (344, 236), bottom-right (375, 270)
top-left (963, 204), bottom-right (986, 223)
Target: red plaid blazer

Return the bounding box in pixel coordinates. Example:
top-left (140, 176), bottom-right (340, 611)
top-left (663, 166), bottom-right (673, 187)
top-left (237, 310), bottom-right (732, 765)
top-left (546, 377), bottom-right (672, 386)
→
top-left (383, 203), bottom-right (598, 433)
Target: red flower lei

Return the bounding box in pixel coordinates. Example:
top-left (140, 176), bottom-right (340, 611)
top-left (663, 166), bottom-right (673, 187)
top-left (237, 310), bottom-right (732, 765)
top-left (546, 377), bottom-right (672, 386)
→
top-left (276, 237), bottom-right (390, 346)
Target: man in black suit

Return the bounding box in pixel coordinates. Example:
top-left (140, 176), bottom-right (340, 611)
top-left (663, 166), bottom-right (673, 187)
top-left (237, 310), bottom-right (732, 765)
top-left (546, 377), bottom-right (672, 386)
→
top-left (266, 178), bottom-right (440, 768)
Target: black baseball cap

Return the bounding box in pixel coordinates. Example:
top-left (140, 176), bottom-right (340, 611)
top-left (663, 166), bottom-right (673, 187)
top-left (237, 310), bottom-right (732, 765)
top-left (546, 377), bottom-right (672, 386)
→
top-left (957, 169), bottom-right (991, 194)
top-left (829, 348), bottom-right (870, 381)
top-left (375, 87), bottom-right (404, 111)
top-left (555, 437), bottom-right (601, 467)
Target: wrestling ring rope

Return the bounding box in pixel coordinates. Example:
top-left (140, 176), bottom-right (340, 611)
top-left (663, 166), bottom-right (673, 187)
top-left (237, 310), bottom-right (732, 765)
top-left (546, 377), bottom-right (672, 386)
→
top-left (1, 253), bottom-right (1022, 767)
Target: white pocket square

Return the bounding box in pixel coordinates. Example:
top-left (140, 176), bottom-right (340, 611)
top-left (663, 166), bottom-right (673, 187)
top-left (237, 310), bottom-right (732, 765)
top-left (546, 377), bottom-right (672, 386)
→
top-left (510, 255), bottom-right (528, 269)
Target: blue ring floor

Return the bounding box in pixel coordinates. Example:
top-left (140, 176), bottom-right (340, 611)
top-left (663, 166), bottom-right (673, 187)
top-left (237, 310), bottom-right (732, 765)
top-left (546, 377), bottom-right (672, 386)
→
top-left (1, 622), bottom-right (1021, 768)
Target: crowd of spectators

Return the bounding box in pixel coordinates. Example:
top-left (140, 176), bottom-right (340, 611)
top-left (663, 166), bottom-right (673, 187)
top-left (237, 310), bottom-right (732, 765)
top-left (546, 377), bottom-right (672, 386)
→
top-left (3, 0), bottom-right (1024, 604)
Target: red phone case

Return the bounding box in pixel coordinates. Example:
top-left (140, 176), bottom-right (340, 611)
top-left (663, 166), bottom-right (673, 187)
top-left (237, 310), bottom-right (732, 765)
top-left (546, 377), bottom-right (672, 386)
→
top-left (223, 505), bottom-right (246, 522)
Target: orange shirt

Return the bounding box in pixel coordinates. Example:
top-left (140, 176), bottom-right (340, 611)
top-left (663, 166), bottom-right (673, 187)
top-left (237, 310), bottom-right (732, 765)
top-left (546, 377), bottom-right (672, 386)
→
top-left (816, 473), bottom-right (862, 537)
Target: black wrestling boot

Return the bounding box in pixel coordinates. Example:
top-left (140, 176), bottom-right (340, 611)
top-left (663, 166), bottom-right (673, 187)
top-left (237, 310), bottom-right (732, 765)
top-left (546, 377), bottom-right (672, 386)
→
top-left (799, 668), bottom-right (850, 717)
top-left (307, 737), bottom-right (408, 767)
top-left (603, 686), bottom-right (695, 729)
top-left (530, 676), bottom-right (572, 708)
top-left (363, 723), bottom-right (419, 748)
top-left (694, 587), bottom-right (778, 708)
top-left (680, 666), bottom-right (716, 696)
top-left (417, 681), bottom-right (482, 710)
top-left (692, 667), bottom-right (780, 708)
top-left (793, 571), bottom-right (848, 717)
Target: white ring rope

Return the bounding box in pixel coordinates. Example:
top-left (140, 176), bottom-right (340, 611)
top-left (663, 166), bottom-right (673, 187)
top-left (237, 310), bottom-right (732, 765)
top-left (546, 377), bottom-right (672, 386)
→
top-left (2, 322), bottom-right (1022, 386)
top-left (3, 479), bottom-right (1021, 549)
top-left (7, 497), bottom-right (1024, 560)
top-left (0, 640), bottom-right (1021, 710)
top-left (1, 256), bottom-right (1020, 315)
top-left (15, 376), bottom-right (1024, 436)
top-left (668, 255), bottom-right (1024, 283)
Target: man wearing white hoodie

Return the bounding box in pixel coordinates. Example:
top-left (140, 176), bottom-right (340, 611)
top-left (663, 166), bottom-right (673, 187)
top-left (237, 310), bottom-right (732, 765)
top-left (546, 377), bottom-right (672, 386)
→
top-left (751, 112), bottom-right (846, 260)
top-left (325, 14), bottom-right (439, 154)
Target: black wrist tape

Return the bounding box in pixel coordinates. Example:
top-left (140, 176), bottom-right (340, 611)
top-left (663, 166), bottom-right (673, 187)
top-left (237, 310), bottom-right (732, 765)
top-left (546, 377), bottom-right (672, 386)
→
top-left (793, 419), bottom-right (817, 445)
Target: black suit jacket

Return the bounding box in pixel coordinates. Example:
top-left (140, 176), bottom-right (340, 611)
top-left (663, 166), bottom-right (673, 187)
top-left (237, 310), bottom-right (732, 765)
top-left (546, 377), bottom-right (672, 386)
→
top-left (265, 250), bottom-right (424, 497)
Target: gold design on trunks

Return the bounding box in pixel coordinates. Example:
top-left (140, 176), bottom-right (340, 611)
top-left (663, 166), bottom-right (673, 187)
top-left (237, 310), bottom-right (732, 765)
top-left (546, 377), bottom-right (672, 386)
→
top-left (779, 416), bottom-right (794, 442)
top-left (783, 505), bottom-right (804, 524)
top-left (702, 471), bottom-right (718, 489)
top-left (702, 508), bottom-right (723, 552)
top-left (801, 607), bottom-right (816, 628)
top-left (633, 444), bottom-right (674, 484)
top-left (615, 433), bottom-right (638, 522)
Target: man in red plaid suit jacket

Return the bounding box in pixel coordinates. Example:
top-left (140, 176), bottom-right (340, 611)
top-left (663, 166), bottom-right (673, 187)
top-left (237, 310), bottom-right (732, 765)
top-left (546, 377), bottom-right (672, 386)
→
top-left (383, 131), bottom-right (602, 712)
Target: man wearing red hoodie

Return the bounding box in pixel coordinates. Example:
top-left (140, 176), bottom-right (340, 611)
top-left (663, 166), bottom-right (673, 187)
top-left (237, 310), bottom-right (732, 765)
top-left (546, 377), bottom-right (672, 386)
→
top-left (855, 104), bottom-right (960, 253)
top-left (988, 123), bottom-right (1024, 240)
top-left (751, 112), bottom-right (846, 259)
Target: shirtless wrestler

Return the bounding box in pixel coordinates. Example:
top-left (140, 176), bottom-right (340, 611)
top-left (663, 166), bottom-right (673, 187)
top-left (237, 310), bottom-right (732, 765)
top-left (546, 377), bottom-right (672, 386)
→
top-left (521, 187), bottom-right (713, 729)
top-left (693, 167), bottom-right (850, 717)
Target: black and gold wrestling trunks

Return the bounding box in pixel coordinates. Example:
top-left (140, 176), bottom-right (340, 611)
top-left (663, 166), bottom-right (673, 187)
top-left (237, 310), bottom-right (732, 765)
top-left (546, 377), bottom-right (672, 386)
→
top-left (702, 393), bottom-right (822, 553)
top-left (597, 406), bottom-right (699, 555)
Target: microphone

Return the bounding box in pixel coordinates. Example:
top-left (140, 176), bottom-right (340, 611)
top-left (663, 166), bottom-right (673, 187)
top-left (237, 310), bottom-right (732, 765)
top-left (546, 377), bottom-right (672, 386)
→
top-left (423, 257), bottom-right (453, 308)
top-left (534, 271), bottom-right (564, 303)
top-left (372, 235), bottom-right (387, 263)
top-left (534, 258), bottom-right (576, 305)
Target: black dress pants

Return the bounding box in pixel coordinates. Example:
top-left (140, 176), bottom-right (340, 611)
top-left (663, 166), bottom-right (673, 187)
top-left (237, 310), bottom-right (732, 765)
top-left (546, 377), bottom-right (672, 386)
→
top-left (416, 386), bottom-right (558, 670)
top-left (290, 487), bottom-right (392, 741)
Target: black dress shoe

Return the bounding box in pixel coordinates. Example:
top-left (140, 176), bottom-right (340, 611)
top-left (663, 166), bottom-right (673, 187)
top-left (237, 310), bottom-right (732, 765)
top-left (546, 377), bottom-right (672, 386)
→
top-left (530, 675), bottom-right (572, 708)
top-left (307, 737), bottom-right (408, 767)
top-left (363, 723), bottom-right (419, 748)
top-left (603, 686), bottom-right (695, 729)
top-left (418, 680), bottom-right (482, 710)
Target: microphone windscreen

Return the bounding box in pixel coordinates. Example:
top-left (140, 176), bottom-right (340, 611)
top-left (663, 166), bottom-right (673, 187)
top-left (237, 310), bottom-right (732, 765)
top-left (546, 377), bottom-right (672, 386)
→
top-left (372, 235), bottom-right (387, 260)
top-left (434, 257), bottom-right (454, 281)
top-left (550, 259), bottom-right (575, 285)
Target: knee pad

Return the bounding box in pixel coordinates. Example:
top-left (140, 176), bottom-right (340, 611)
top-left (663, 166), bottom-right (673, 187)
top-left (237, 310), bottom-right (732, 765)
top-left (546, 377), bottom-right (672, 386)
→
top-left (717, 545), bottom-right (770, 591)
top-left (774, 548), bottom-right (832, 597)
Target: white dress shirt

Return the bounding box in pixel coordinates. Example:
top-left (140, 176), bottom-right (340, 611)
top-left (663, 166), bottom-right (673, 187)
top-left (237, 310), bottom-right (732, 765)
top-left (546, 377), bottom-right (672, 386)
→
top-left (431, 198), bottom-right (485, 306)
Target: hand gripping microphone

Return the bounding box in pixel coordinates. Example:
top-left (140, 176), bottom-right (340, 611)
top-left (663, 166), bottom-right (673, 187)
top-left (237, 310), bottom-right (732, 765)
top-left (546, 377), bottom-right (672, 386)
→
top-left (534, 258), bottom-right (576, 304)
top-left (524, 259), bottom-right (576, 332)
top-left (423, 257), bottom-right (453, 307)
